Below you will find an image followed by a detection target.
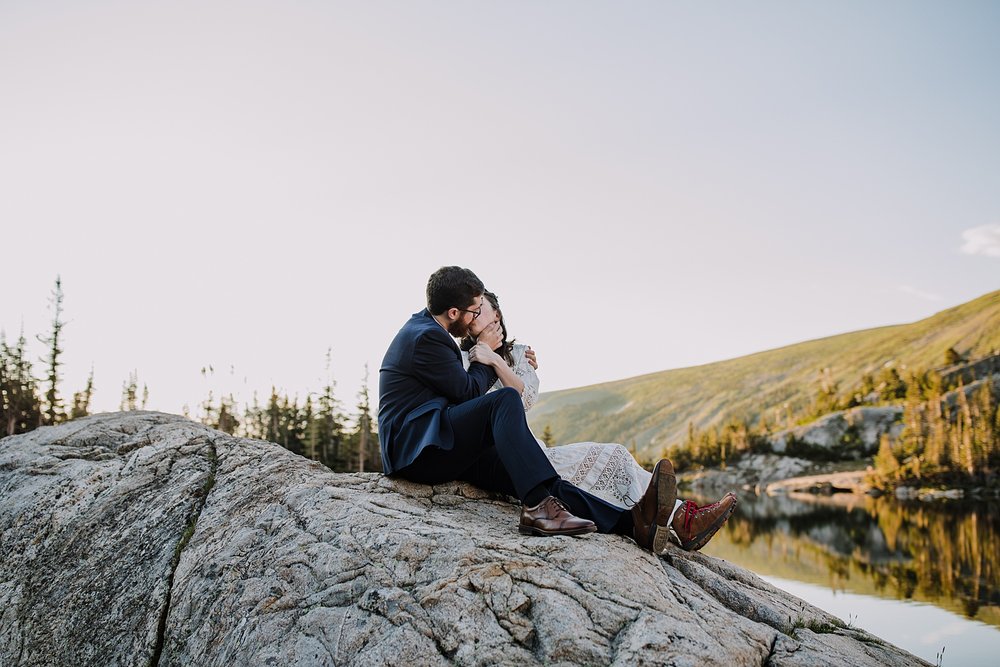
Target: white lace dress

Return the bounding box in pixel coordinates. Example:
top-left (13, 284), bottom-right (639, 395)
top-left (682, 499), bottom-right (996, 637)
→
top-left (463, 344), bottom-right (652, 509)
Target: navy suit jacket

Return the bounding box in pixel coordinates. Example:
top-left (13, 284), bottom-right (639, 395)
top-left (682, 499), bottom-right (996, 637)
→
top-left (378, 309), bottom-right (498, 474)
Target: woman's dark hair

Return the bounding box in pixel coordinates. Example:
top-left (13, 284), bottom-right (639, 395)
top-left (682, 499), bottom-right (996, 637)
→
top-left (461, 291), bottom-right (515, 367)
top-left (426, 266), bottom-right (485, 315)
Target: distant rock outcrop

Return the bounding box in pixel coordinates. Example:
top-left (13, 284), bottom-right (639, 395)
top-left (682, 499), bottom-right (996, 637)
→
top-left (768, 407), bottom-right (904, 457)
top-left (683, 453), bottom-right (818, 496)
top-left (0, 412), bottom-right (928, 666)
top-left (765, 374), bottom-right (1000, 460)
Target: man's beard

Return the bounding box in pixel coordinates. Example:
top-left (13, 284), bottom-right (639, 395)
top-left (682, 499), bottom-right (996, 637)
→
top-left (447, 318), bottom-right (472, 338)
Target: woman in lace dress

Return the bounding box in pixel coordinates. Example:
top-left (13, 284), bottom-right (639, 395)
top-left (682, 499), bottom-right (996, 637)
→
top-left (461, 292), bottom-right (652, 510)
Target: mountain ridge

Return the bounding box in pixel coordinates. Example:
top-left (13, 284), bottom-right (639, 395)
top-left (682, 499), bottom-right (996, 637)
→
top-left (528, 289), bottom-right (1000, 458)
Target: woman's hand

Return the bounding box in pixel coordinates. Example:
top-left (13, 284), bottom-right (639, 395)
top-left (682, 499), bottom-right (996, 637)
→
top-left (525, 346), bottom-right (538, 370)
top-left (476, 321), bottom-right (503, 351)
top-left (469, 341), bottom-right (502, 368)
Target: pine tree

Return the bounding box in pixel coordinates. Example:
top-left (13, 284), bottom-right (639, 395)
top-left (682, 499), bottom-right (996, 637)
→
top-left (1, 329), bottom-right (43, 435)
top-left (37, 277), bottom-right (66, 426)
top-left (970, 383), bottom-right (994, 473)
top-left (860, 373), bottom-right (877, 400)
top-left (719, 429), bottom-right (728, 469)
top-left (900, 372), bottom-right (925, 462)
top-left (198, 391), bottom-right (239, 435)
top-left (726, 418), bottom-right (749, 458)
top-left (245, 391), bottom-right (267, 441)
top-left (955, 385), bottom-right (975, 475)
top-left (0, 341), bottom-right (6, 431)
top-left (0, 333), bottom-right (8, 434)
top-left (313, 348), bottom-right (346, 469)
top-left (812, 367), bottom-right (839, 416)
top-left (923, 373), bottom-right (946, 470)
top-left (746, 412), bottom-right (772, 454)
top-left (120, 370), bottom-right (139, 411)
top-left (287, 394), bottom-right (306, 456)
top-left (876, 366), bottom-right (907, 403)
top-left (993, 387), bottom-right (1000, 469)
top-left (303, 395), bottom-right (317, 460)
top-left (874, 433), bottom-right (901, 483)
top-left (944, 347), bottom-right (964, 366)
top-left (265, 387), bottom-right (281, 444)
top-left (705, 428), bottom-right (720, 466)
top-left (217, 396), bottom-right (240, 435)
top-left (70, 367), bottom-right (95, 419)
top-left (947, 406), bottom-right (962, 476)
top-left (317, 386), bottom-right (345, 468)
top-left (352, 365), bottom-right (379, 472)
top-left (278, 394), bottom-right (303, 454)
top-left (259, 388), bottom-right (305, 454)
top-left (541, 424), bottom-right (555, 447)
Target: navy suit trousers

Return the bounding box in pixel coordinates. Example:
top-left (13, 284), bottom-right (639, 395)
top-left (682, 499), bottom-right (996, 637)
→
top-left (396, 387), bottom-right (632, 535)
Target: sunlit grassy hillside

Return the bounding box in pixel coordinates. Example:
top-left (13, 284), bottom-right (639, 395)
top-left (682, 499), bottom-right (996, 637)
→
top-left (528, 289), bottom-right (1000, 458)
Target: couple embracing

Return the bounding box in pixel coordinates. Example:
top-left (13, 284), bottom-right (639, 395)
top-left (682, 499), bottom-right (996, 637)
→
top-left (378, 266), bottom-right (736, 553)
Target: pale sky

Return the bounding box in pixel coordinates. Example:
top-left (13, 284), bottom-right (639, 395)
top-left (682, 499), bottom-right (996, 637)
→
top-left (2, 1), bottom-right (998, 419)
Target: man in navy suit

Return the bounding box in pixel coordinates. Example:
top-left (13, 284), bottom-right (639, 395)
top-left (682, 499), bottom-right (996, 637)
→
top-left (378, 266), bottom-right (737, 549)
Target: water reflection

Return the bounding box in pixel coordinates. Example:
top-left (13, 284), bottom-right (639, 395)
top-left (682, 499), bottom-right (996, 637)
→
top-left (760, 575), bottom-right (1000, 667)
top-left (696, 492), bottom-right (1000, 627)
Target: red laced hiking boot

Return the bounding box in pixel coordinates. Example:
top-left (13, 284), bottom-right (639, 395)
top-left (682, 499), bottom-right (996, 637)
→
top-left (671, 492), bottom-right (737, 551)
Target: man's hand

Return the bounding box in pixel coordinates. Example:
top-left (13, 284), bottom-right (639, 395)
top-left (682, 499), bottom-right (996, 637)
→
top-left (525, 346), bottom-right (538, 370)
top-left (469, 342), bottom-right (502, 368)
top-left (477, 321), bottom-right (503, 351)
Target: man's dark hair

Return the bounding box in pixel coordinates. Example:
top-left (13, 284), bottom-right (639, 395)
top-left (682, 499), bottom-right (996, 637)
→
top-left (426, 266), bottom-right (484, 315)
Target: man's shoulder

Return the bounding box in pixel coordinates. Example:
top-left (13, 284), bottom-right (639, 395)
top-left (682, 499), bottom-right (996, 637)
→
top-left (406, 310), bottom-right (451, 341)
top-left (406, 309), bottom-right (435, 330)
top-left (391, 310), bottom-right (454, 352)
top-left (392, 309), bottom-right (426, 334)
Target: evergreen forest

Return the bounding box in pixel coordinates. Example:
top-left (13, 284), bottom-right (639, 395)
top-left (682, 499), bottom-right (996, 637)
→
top-left (1, 278), bottom-right (380, 473)
top-left (6, 279), bottom-right (998, 487)
top-left (665, 358), bottom-right (1000, 490)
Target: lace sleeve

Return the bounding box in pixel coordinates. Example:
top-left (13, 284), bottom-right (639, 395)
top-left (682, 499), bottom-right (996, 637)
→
top-left (512, 344), bottom-right (540, 412)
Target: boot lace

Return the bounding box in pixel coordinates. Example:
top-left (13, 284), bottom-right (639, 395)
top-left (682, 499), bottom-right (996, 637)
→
top-left (680, 500), bottom-right (699, 534)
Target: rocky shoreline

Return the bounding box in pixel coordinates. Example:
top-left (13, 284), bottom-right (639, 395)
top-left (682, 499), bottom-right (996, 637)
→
top-left (680, 453), bottom-right (999, 503)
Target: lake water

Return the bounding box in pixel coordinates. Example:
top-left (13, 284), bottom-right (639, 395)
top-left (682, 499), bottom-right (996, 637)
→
top-left (694, 491), bottom-right (1000, 666)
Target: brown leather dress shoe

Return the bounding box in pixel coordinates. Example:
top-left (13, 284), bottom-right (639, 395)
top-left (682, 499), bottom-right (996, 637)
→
top-left (630, 459), bottom-right (677, 553)
top-left (519, 496), bottom-right (597, 536)
top-left (670, 492), bottom-right (738, 551)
